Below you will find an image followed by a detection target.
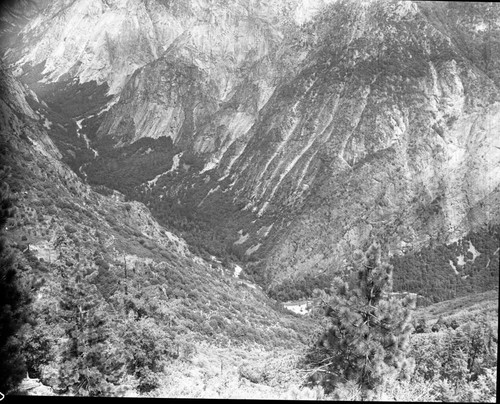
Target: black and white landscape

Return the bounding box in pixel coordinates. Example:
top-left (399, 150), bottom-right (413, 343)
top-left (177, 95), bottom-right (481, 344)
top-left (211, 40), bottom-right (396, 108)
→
top-left (0, 0), bottom-right (498, 400)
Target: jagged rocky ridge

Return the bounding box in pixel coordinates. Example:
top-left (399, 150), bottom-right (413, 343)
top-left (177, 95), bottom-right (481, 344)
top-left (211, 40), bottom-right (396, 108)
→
top-left (2, 0), bottom-right (499, 300)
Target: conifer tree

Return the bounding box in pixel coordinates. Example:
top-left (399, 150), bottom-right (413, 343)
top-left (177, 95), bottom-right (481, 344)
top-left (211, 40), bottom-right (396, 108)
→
top-left (307, 242), bottom-right (415, 399)
top-left (0, 174), bottom-right (30, 392)
top-left (56, 266), bottom-right (125, 396)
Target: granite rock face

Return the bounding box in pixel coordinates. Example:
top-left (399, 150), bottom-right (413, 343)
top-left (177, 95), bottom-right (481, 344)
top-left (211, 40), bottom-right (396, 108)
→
top-left (4, 0), bottom-right (299, 94)
top-left (3, 0), bottom-right (499, 290)
top-left (239, 1), bottom-right (500, 285)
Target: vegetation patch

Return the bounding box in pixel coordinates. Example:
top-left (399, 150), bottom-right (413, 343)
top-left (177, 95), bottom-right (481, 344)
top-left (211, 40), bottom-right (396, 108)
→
top-left (391, 225), bottom-right (499, 303)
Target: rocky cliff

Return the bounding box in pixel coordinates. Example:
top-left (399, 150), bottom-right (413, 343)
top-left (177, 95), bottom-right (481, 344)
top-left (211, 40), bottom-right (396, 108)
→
top-left (248, 0), bottom-right (500, 287)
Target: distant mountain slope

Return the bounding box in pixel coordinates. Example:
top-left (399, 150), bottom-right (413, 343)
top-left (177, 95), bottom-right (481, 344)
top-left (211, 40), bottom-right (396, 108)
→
top-left (413, 289), bottom-right (498, 327)
top-left (240, 0), bottom-right (500, 290)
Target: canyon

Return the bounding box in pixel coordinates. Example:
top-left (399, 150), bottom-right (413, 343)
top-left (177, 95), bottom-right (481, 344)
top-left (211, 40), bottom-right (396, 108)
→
top-left (1, 0), bottom-right (499, 306)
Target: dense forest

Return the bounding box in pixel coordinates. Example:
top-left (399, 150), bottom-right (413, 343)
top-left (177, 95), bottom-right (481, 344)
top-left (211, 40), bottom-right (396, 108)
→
top-left (391, 224), bottom-right (500, 303)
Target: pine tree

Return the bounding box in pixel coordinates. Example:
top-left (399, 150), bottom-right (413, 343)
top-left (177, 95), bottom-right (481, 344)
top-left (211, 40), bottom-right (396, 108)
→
top-left (436, 328), bottom-right (469, 390)
top-left (0, 174), bottom-right (31, 392)
top-left (56, 266), bottom-right (125, 396)
top-left (307, 242), bottom-right (415, 399)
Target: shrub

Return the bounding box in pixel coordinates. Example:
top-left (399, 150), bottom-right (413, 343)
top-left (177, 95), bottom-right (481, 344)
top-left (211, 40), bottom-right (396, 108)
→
top-left (64, 224), bottom-right (77, 234)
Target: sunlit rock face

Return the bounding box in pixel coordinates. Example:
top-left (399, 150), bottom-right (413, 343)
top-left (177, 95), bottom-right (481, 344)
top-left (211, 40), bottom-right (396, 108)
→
top-left (7, 0), bottom-right (174, 94)
top-left (5, 0), bottom-right (297, 94)
top-left (241, 1), bottom-right (500, 285)
top-left (92, 0), bottom-right (303, 157)
top-left (3, 0), bottom-right (500, 290)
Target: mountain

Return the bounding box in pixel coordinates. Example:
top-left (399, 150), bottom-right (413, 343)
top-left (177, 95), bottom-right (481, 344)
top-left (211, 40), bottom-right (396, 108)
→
top-left (2, 0), bottom-right (499, 303)
top-left (0, 62), bottom-right (317, 396)
top-left (0, 0), bottom-right (498, 399)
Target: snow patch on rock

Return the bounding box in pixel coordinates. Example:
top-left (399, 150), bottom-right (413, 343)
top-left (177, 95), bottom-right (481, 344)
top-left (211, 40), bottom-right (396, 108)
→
top-left (234, 230), bottom-right (249, 245)
top-left (146, 152), bottom-right (183, 187)
top-left (233, 264), bottom-right (243, 278)
top-left (245, 243), bottom-right (261, 255)
top-left (283, 300), bottom-right (312, 315)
